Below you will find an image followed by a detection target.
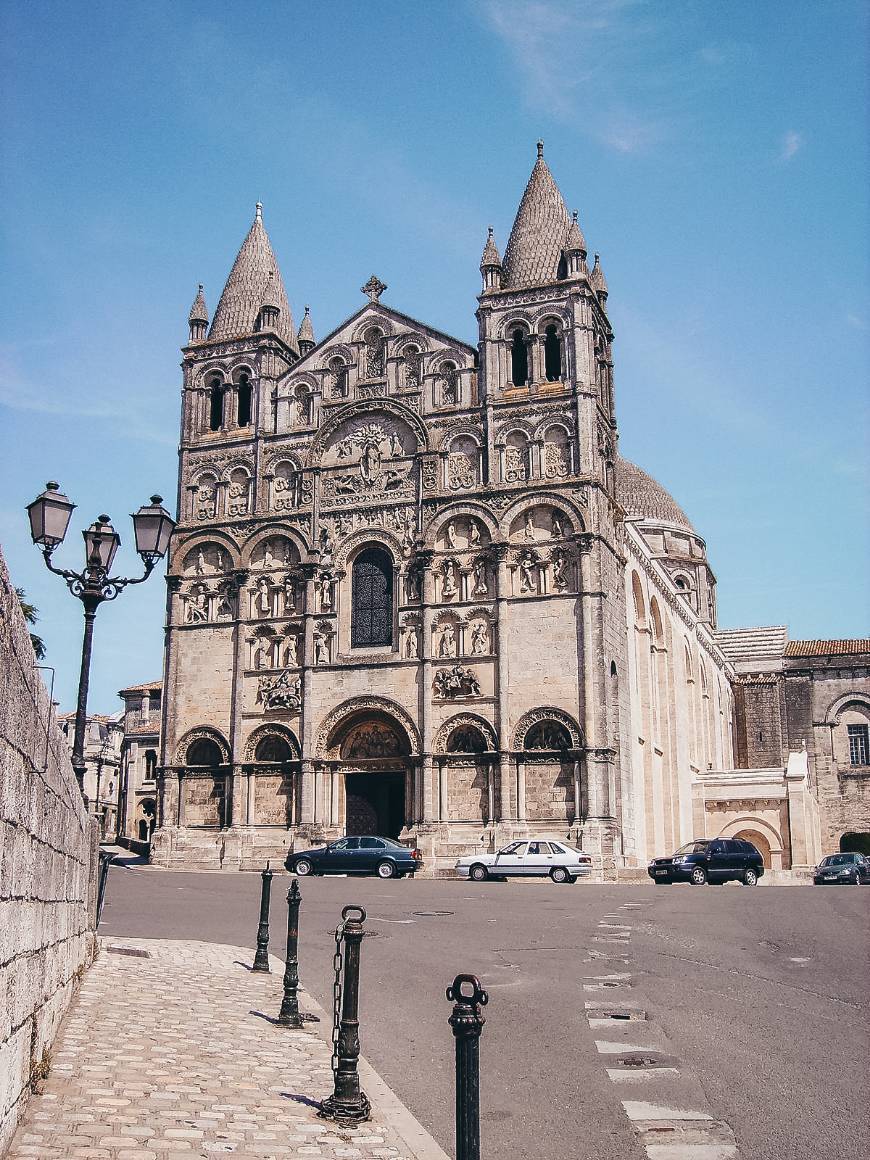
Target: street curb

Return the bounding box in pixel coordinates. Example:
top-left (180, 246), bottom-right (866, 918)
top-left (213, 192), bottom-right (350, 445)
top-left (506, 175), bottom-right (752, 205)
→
top-left (272, 950), bottom-right (452, 1160)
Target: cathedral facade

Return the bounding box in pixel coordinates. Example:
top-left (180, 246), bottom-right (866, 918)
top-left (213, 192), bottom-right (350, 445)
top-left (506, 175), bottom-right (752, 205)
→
top-left (152, 144), bottom-right (742, 873)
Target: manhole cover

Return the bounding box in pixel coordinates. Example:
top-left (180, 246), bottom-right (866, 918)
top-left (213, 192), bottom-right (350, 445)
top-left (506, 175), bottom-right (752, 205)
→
top-left (106, 946), bottom-right (151, 958)
top-left (412, 910), bottom-right (454, 917)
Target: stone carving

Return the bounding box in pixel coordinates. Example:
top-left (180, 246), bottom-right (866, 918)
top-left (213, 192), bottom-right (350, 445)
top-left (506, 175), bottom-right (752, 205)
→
top-left (215, 583), bottom-right (236, 621)
top-left (317, 573), bottom-right (333, 612)
top-left (401, 623), bottom-right (420, 658)
top-left (470, 622), bottom-right (490, 655)
top-left (472, 557), bottom-right (488, 596)
top-left (434, 665), bottom-right (481, 699)
top-left (313, 626), bottom-right (332, 665)
top-left (504, 443), bottom-right (528, 483)
top-left (437, 622), bottom-right (457, 658)
top-left (251, 636), bottom-right (275, 670)
top-left (364, 328), bottom-right (385, 377)
top-left (361, 275), bottom-right (387, 303)
top-left (448, 451), bottom-right (476, 491)
top-left (422, 459), bottom-right (438, 490)
top-left (544, 439), bottom-right (570, 478)
top-left (227, 474), bottom-right (250, 517)
top-left (257, 669), bottom-right (302, 711)
top-left (551, 511), bottom-right (564, 539)
top-left (324, 422), bottom-right (409, 501)
top-left (406, 560), bottom-right (422, 602)
top-left (403, 347), bottom-right (421, 388)
top-left (272, 468), bottom-right (296, 512)
top-left (252, 578), bottom-right (275, 619)
top-left (184, 583), bottom-right (209, 623)
top-left (196, 481), bottom-right (217, 521)
top-left (441, 558), bottom-right (458, 599)
top-left (440, 364), bottom-right (458, 406)
top-left (184, 543), bottom-right (227, 577)
top-left (345, 722), bottom-right (401, 759)
top-left (253, 537), bottom-right (295, 570)
top-left (323, 504), bottom-right (414, 540)
top-left (512, 707), bottom-right (582, 752)
top-left (551, 549), bottom-right (570, 592)
top-left (525, 721), bottom-right (571, 751)
top-left (282, 632), bottom-right (299, 667)
top-left (519, 551), bottom-right (537, 594)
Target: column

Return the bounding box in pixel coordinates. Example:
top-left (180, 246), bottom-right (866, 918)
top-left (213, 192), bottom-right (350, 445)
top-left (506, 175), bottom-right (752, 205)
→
top-left (330, 768), bottom-right (340, 826)
top-left (300, 565), bottom-right (318, 825)
top-left (579, 536), bottom-right (613, 822)
top-left (245, 768), bottom-right (256, 825)
top-left (419, 552), bottom-right (436, 823)
top-left (492, 544), bottom-right (514, 821)
top-left (516, 760), bottom-right (527, 822)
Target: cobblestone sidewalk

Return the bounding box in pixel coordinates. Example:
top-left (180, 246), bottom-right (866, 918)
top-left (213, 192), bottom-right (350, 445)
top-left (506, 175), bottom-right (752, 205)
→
top-left (7, 939), bottom-right (448, 1160)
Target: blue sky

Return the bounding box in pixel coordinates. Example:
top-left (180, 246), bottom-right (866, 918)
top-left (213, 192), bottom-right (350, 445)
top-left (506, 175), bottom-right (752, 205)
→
top-left (1, 0), bottom-right (867, 713)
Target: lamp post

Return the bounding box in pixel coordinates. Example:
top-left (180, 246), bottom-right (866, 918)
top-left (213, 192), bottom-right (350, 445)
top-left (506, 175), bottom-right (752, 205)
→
top-left (26, 483), bottom-right (175, 801)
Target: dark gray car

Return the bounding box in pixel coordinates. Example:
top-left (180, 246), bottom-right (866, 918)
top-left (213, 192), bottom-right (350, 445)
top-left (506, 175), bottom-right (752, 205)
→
top-left (813, 852), bottom-right (870, 885)
top-left (286, 836), bottom-right (422, 879)
top-left (648, 837), bottom-right (765, 886)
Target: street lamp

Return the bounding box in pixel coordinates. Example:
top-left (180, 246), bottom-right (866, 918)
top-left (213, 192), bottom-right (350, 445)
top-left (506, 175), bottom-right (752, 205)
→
top-left (26, 483), bottom-right (175, 801)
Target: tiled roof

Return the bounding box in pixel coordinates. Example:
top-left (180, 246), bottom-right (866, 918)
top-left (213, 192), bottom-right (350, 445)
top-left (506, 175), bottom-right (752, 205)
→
top-left (297, 304), bottom-right (315, 344)
top-left (124, 723), bottom-right (161, 736)
top-left (480, 227), bottom-right (502, 268)
top-left (118, 680), bottom-right (163, 694)
top-left (590, 253), bottom-right (608, 296)
top-left (784, 639), bottom-right (870, 657)
top-left (502, 145), bottom-right (572, 288)
top-left (188, 284), bottom-right (208, 324)
top-left (615, 456), bottom-right (695, 532)
top-left (209, 205), bottom-right (298, 353)
top-left (715, 626), bottom-right (788, 662)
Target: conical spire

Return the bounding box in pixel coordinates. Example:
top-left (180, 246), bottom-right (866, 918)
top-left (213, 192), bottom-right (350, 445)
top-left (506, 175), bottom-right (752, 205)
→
top-left (480, 226), bottom-right (502, 269)
top-left (297, 304), bottom-right (315, 354)
top-left (188, 283), bottom-right (208, 324)
top-left (565, 211), bottom-right (586, 256)
top-left (590, 253), bottom-right (608, 301)
top-left (261, 269), bottom-right (280, 312)
top-left (209, 204), bottom-right (298, 353)
top-left (501, 141), bottom-right (572, 289)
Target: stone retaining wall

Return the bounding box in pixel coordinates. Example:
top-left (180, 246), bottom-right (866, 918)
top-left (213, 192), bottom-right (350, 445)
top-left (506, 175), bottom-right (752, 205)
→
top-left (0, 547), bottom-right (99, 1156)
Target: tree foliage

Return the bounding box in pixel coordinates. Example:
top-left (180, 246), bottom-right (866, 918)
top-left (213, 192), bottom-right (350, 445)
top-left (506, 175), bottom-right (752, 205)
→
top-left (15, 587), bottom-right (46, 661)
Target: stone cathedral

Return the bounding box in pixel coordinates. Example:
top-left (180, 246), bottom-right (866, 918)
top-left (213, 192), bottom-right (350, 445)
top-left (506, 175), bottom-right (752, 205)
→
top-left (151, 143), bottom-right (802, 873)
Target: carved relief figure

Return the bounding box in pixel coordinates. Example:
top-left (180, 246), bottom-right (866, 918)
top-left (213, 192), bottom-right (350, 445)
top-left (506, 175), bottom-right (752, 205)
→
top-left (442, 559), bottom-right (458, 598)
top-left (471, 622), bottom-right (489, 655)
top-left (254, 578), bottom-right (273, 618)
top-left (469, 521), bottom-right (481, 546)
top-left (185, 584), bottom-right (209, 623)
top-left (519, 552), bottom-right (536, 594)
top-left (196, 480), bottom-right (217, 522)
top-left (552, 550), bottom-right (569, 591)
top-left (345, 722), bottom-right (400, 759)
top-left (447, 521), bottom-right (458, 548)
top-left (257, 669), bottom-right (302, 711)
top-left (448, 451), bottom-right (475, 491)
top-left (402, 625), bottom-right (419, 658)
top-left (283, 634), bottom-right (298, 667)
top-left (434, 665), bottom-right (481, 698)
top-left (438, 622), bottom-right (457, 658)
top-left (551, 511), bottom-right (563, 539)
top-left (523, 511), bottom-right (535, 541)
top-left (472, 557), bottom-right (488, 596)
top-left (215, 587), bottom-right (235, 621)
top-left (283, 574), bottom-right (297, 611)
top-left (318, 575), bottom-right (333, 612)
top-left (314, 630), bottom-right (331, 665)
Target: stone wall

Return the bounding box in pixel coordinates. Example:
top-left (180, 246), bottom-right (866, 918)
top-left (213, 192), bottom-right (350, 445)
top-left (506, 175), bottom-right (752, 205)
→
top-left (0, 548), bottom-right (99, 1156)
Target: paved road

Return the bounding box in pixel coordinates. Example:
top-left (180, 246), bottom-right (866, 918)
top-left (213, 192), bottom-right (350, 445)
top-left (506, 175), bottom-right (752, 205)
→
top-left (102, 866), bottom-right (869, 1160)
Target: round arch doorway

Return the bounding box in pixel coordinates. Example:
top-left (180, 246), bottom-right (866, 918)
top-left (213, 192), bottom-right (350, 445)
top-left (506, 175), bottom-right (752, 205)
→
top-left (333, 714), bottom-right (411, 841)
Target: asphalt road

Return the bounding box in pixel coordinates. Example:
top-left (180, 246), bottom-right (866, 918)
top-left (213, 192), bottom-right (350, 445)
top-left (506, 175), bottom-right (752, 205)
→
top-left (101, 865), bottom-right (869, 1160)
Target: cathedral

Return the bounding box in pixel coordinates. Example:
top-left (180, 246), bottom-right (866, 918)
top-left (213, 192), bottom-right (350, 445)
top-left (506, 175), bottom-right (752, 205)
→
top-left (150, 144), bottom-right (865, 874)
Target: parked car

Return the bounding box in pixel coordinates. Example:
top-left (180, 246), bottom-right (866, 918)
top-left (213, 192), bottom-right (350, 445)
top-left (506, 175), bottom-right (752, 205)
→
top-left (455, 839), bottom-right (593, 884)
top-left (647, 838), bottom-right (764, 886)
top-left (286, 836), bottom-right (422, 879)
top-left (813, 852), bottom-right (870, 885)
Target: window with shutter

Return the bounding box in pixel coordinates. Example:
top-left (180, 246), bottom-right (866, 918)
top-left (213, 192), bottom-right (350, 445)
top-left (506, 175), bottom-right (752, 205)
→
top-left (351, 547), bottom-right (393, 648)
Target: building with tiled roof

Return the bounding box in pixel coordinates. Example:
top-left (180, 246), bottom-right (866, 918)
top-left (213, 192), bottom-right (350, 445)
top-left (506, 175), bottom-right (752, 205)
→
top-left (784, 639), bottom-right (870, 658)
top-left (149, 142), bottom-right (866, 874)
top-left (116, 681), bottom-right (162, 849)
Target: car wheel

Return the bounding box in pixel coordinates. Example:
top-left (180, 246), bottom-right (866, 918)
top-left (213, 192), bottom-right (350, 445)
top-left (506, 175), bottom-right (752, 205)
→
top-left (550, 866), bottom-right (570, 884)
top-left (294, 858), bottom-right (312, 877)
top-left (377, 860), bottom-right (397, 879)
top-left (690, 866), bottom-right (707, 886)
top-left (469, 863), bottom-right (489, 882)
top-left (743, 868), bottom-right (758, 887)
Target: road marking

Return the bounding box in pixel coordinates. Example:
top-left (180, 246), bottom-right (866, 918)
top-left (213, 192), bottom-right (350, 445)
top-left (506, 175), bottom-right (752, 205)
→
top-left (606, 1068), bottom-right (681, 1083)
top-left (622, 1103), bottom-right (713, 1122)
top-left (596, 1041), bottom-right (655, 1054)
top-left (644, 1146), bottom-right (737, 1159)
top-left (789, 957), bottom-right (810, 963)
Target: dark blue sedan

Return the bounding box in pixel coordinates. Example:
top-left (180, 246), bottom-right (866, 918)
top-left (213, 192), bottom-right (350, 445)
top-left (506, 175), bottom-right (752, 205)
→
top-left (286, 836), bottom-right (422, 879)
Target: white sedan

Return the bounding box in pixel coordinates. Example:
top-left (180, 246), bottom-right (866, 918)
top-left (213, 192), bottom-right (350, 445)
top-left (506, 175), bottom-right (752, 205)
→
top-left (455, 839), bottom-right (593, 884)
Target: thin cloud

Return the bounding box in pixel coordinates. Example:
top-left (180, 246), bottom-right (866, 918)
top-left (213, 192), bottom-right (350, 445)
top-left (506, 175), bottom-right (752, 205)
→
top-left (779, 130), bottom-right (804, 161)
top-left (846, 312), bottom-right (866, 330)
top-left (478, 0), bottom-right (727, 154)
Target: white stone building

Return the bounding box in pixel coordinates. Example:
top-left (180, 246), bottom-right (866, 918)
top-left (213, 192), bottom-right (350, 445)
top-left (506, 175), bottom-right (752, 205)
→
top-left (149, 144), bottom-right (860, 874)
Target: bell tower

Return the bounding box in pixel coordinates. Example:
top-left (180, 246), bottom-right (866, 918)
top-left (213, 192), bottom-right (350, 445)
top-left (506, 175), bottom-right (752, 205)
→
top-left (476, 143), bottom-right (626, 858)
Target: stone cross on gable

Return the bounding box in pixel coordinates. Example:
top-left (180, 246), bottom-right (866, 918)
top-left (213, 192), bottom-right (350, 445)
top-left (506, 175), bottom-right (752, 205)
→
top-left (361, 274), bottom-right (387, 303)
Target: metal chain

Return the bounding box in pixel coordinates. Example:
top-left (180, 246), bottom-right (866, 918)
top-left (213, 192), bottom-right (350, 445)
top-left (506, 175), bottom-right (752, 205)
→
top-left (330, 921), bottom-right (345, 1077)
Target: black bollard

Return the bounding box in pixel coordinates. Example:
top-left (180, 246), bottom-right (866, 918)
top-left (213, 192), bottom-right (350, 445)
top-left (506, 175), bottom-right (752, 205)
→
top-left (277, 879), bottom-right (304, 1027)
top-left (252, 861), bottom-right (273, 973)
top-left (446, 974), bottom-right (489, 1160)
top-left (318, 905), bottom-right (371, 1125)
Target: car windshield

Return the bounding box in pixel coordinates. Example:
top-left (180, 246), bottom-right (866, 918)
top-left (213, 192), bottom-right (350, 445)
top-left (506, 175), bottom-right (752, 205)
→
top-left (674, 841), bottom-right (710, 855)
top-left (821, 854), bottom-right (856, 866)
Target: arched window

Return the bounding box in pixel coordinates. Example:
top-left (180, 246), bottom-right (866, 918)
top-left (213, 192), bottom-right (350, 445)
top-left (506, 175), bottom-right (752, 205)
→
top-left (351, 547), bottom-right (394, 648)
top-left (208, 378), bottom-right (224, 431)
top-left (237, 374), bottom-right (252, 427)
top-left (544, 325), bottom-right (562, 381)
top-left (510, 329), bottom-right (528, 386)
top-left (329, 357), bottom-right (348, 398)
top-left (144, 750), bottom-right (157, 780)
top-left (440, 361), bottom-right (458, 406)
top-left (364, 328), bottom-right (385, 378)
top-left (255, 735), bottom-right (293, 763)
top-left (186, 738), bottom-right (222, 767)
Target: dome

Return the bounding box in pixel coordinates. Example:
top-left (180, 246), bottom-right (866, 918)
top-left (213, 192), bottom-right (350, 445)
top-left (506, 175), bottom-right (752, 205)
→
top-left (615, 457), bottom-right (695, 532)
